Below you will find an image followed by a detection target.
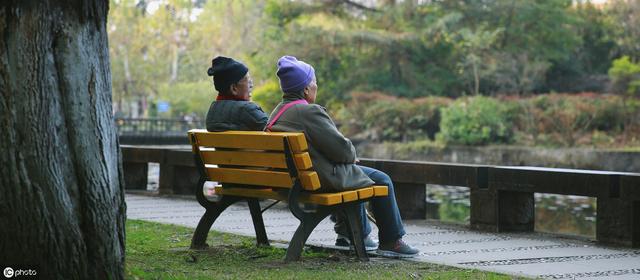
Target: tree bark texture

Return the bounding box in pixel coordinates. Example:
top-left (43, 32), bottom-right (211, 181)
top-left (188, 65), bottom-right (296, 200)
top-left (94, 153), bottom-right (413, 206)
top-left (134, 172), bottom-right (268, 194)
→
top-left (0, 1), bottom-right (125, 279)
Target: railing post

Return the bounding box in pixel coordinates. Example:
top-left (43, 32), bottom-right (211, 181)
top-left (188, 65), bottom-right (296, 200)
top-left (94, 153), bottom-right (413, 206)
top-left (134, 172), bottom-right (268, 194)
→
top-left (496, 190), bottom-right (535, 231)
top-left (159, 150), bottom-right (200, 195)
top-left (158, 163), bottom-right (175, 195)
top-left (121, 146), bottom-right (150, 190)
top-left (597, 175), bottom-right (640, 248)
top-left (123, 162), bottom-right (148, 190)
top-left (470, 167), bottom-right (534, 232)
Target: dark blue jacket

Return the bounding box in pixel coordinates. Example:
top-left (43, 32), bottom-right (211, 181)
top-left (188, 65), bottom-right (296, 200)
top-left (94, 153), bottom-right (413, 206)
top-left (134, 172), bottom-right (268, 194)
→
top-left (205, 100), bottom-right (268, 132)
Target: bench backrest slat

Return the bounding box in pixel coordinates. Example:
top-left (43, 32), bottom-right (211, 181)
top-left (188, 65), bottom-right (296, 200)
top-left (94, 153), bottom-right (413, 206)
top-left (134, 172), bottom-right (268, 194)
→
top-left (207, 168), bottom-right (320, 189)
top-left (192, 129), bottom-right (308, 152)
top-left (200, 150), bottom-right (313, 170)
top-left (189, 129), bottom-right (320, 191)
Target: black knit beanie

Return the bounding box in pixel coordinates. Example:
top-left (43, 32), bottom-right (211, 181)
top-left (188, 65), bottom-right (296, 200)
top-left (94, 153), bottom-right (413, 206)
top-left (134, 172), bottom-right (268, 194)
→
top-left (207, 56), bottom-right (249, 92)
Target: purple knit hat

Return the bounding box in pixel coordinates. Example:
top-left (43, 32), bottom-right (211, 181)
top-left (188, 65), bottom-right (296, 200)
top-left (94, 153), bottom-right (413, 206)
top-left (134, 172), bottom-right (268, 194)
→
top-left (276, 56), bottom-right (315, 93)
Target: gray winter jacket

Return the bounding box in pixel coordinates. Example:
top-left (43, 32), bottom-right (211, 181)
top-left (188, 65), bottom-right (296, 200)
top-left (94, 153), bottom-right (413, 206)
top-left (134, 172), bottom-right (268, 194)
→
top-left (268, 95), bottom-right (374, 192)
top-left (206, 100), bottom-right (268, 132)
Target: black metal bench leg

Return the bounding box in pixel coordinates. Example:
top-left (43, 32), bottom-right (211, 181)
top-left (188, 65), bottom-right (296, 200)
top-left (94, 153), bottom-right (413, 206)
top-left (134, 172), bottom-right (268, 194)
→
top-left (190, 196), bottom-right (239, 249)
top-left (344, 203), bottom-right (369, 261)
top-left (285, 212), bottom-right (329, 262)
top-left (248, 199), bottom-right (270, 246)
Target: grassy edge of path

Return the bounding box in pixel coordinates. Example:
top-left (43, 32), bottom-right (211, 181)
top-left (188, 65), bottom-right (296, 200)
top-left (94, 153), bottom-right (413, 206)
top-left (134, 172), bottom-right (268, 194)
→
top-left (125, 219), bottom-right (526, 279)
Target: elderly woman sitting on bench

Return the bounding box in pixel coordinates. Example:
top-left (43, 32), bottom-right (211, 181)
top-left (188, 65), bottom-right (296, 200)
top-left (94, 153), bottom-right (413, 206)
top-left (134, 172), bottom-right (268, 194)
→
top-left (265, 56), bottom-right (419, 258)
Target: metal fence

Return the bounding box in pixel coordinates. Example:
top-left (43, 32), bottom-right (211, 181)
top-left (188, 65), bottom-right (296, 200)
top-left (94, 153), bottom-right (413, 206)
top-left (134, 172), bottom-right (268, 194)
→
top-left (115, 118), bottom-right (204, 145)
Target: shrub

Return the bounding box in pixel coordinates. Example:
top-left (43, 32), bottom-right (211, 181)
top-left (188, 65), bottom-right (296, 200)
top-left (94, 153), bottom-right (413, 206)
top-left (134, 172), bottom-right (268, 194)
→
top-left (407, 97), bottom-right (451, 140)
top-left (363, 99), bottom-right (413, 141)
top-left (608, 56), bottom-right (640, 97)
top-left (339, 92), bottom-right (451, 142)
top-left (437, 96), bottom-right (513, 145)
top-left (339, 91), bottom-right (637, 148)
top-left (335, 92), bottom-right (398, 138)
top-left (587, 95), bottom-right (625, 131)
top-left (511, 93), bottom-right (626, 146)
top-left (251, 80), bottom-right (282, 114)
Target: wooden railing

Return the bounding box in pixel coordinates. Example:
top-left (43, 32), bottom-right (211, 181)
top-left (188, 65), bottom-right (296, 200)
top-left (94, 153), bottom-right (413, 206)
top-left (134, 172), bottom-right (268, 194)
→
top-left (121, 145), bottom-right (640, 248)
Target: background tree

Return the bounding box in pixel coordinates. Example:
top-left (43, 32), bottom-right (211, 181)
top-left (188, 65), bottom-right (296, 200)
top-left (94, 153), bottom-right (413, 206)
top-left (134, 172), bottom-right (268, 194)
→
top-left (608, 0), bottom-right (640, 61)
top-left (457, 27), bottom-right (502, 95)
top-left (107, 0), bottom-right (640, 117)
top-left (0, 1), bottom-right (126, 279)
top-left (545, 2), bottom-right (617, 92)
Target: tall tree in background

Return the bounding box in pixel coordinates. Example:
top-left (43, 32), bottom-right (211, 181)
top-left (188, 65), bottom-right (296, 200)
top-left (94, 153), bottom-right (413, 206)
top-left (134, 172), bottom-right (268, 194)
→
top-left (108, 0), bottom-right (268, 117)
top-left (545, 2), bottom-right (617, 92)
top-left (105, 0), bottom-right (638, 115)
top-left (109, 0), bottom-right (146, 116)
top-left (608, 0), bottom-right (640, 61)
top-left (0, 1), bottom-right (126, 279)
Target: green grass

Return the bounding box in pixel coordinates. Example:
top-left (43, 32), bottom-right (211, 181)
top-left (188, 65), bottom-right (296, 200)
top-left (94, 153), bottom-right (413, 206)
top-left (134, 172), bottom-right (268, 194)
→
top-left (126, 219), bottom-right (522, 279)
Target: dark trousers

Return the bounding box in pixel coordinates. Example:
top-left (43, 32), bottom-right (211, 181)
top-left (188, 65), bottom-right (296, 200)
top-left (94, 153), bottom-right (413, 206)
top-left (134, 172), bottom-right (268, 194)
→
top-left (333, 165), bottom-right (406, 243)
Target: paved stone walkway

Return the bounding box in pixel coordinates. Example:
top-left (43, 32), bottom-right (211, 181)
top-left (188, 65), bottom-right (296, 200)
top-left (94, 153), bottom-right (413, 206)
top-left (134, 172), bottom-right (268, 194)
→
top-left (126, 194), bottom-right (640, 280)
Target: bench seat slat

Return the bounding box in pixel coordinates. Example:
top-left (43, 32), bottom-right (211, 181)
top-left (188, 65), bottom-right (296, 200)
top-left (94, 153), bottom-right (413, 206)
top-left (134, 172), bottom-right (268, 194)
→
top-left (207, 167), bottom-right (321, 191)
top-left (341, 190), bottom-right (359, 202)
top-left (189, 129), bottom-right (307, 152)
top-left (214, 186), bottom-right (342, 205)
top-left (215, 186), bottom-right (286, 201)
top-left (373, 186), bottom-right (388, 196)
top-left (356, 187), bottom-right (374, 199)
top-left (200, 150), bottom-right (312, 170)
top-left (213, 185), bottom-right (388, 206)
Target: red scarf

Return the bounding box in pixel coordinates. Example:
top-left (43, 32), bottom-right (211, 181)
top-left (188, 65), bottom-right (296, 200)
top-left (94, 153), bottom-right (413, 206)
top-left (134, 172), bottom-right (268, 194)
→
top-left (216, 94), bottom-right (248, 101)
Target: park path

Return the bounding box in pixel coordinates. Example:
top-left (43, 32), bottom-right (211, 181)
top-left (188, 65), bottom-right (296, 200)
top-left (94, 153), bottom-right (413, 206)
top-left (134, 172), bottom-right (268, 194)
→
top-left (126, 193), bottom-right (640, 280)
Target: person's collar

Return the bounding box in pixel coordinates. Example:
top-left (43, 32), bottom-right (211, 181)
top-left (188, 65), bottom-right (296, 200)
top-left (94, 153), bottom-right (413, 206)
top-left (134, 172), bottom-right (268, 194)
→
top-left (216, 94), bottom-right (247, 101)
top-left (283, 91), bottom-right (305, 102)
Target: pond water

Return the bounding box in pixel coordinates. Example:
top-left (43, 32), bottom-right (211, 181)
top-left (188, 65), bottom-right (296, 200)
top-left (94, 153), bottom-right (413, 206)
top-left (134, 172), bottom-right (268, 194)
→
top-left (426, 185), bottom-right (596, 238)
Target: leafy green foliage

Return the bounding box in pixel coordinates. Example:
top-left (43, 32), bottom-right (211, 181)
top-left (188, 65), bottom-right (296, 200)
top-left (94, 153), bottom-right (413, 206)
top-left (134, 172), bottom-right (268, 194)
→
top-left (609, 56), bottom-right (640, 96)
top-left (607, 0), bottom-right (640, 61)
top-left (107, 0), bottom-right (640, 125)
top-left (156, 81), bottom-right (212, 118)
top-left (338, 92), bottom-right (450, 142)
top-left (517, 93), bottom-right (628, 146)
top-left (437, 96), bottom-right (513, 145)
top-left (337, 92), bottom-right (638, 148)
top-left (251, 80), bottom-right (282, 114)
top-left (545, 1), bottom-right (616, 93)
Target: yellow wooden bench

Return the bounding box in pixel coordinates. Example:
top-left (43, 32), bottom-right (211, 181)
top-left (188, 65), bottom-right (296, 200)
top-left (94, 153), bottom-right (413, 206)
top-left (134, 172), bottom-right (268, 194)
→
top-left (187, 129), bottom-right (389, 261)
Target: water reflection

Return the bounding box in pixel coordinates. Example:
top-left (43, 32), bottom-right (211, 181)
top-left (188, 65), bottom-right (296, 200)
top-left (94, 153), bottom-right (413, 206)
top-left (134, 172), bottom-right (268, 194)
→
top-left (535, 194), bottom-right (595, 237)
top-left (426, 186), bottom-right (596, 238)
top-left (427, 185), bottom-right (470, 223)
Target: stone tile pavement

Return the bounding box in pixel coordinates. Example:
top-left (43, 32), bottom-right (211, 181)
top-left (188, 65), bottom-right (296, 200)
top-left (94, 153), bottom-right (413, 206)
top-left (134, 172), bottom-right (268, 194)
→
top-left (126, 193), bottom-right (640, 280)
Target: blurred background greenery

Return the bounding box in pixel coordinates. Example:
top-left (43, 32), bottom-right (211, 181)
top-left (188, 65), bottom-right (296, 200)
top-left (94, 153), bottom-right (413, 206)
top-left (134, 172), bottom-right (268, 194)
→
top-left (108, 0), bottom-right (640, 148)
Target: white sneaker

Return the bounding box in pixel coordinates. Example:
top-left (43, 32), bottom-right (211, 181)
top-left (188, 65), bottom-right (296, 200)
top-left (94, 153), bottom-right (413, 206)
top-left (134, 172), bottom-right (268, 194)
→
top-left (335, 234), bottom-right (378, 251)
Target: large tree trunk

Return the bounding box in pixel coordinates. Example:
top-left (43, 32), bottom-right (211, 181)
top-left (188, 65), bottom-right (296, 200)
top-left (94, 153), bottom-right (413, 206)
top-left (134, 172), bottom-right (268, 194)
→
top-left (0, 1), bottom-right (126, 279)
